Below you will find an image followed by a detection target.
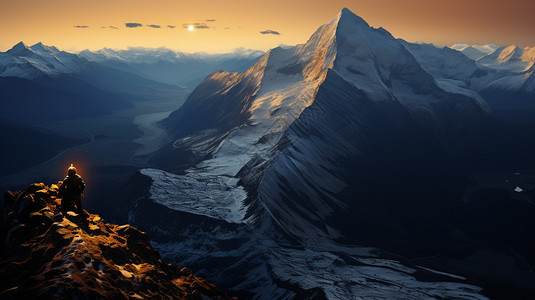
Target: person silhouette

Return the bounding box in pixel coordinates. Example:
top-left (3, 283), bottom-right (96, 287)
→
top-left (58, 164), bottom-right (86, 214)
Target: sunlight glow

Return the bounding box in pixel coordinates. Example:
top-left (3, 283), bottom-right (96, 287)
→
top-left (188, 25), bottom-right (194, 31)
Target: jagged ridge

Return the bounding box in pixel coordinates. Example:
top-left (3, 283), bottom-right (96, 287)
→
top-left (0, 183), bottom-right (232, 299)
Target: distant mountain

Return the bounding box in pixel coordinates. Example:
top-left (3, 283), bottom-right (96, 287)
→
top-left (0, 182), bottom-right (231, 299)
top-left (461, 46), bottom-right (488, 60)
top-left (116, 8), bottom-right (535, 299)
top-left (450, 44), bottom-right (498, 60)
top-left (407, 42), bottom-right (535, 123)
top-left (79, 47), bottom-right (264, 89)
top-left (0, 42), bottom-right (185, 125)
top-left (0, 42), bottom-right (86, 78)
top-left (402, 41), bottom-right (483, 85)
top-left (477, 45), bottom-right (535, 72)
top-left (475, 46), bottom-right (535, 122)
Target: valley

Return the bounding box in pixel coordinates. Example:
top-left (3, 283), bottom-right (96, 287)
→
top-left (0, 96), bottom-right (185, 215)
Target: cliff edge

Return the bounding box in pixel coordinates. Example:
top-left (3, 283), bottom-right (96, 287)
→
top-left (0, 182), bottom-right (232, 299)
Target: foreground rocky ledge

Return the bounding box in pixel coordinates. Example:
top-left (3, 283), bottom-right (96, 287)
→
top-left (0, 182), bottom-right (233, 299)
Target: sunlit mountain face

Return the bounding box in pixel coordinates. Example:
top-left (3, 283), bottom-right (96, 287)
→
top-left (1, 6), bottom-right (535, 300)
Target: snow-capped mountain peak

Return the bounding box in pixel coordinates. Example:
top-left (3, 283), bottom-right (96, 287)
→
top-left (328, 8), bottom-right (442, 103)
top-left (477, 45), bottom-right (535, 72)
top-left (496, 45), bottom-right (522, 63)
top-left (460, 46), bottom-right (488, 60)
top-left (6, 41), bottom-right (32, 56)
top-left (296, 7), bottom-right (400, 86)
top-left (451, 44), bottom-right (498, 53)
top-left (30, 42), bottom-right (60, 56)
top-left (337, 7), bottom-right (370, 28)
top-left (149, 8), bottom-right (492, 229)
top-left (1, 41), bottom-right (85, 78)
top-left (130, 8), bottom-right (517, 299)
top-left (449, 44), bottom-right (499, 60)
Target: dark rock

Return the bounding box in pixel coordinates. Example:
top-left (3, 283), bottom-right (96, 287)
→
top-left (180, 267), bottom-right (193, 276)
top-left (293, 287), bottom-right (328, 300)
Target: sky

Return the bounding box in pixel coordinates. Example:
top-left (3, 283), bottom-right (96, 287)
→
top-left (1, 0), bottom-right (534, 53)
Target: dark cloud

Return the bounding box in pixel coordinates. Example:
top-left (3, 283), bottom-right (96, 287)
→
top-left (125, 23), bottom-right (143, 28)
top-left (183, 22), bottom-right (211, 29)
top-left (205, 19), bottom-right (216, 22)
top-left (74, 25), bottom-right (89, 29)
top-left (109, 26), bottom-right (118, 29)
top-left (147, 24), bottom-right (161, 29)
top-left (260, 30), bottom-right (280, 35)
top-left (167, 25), bottom-right (176, 29)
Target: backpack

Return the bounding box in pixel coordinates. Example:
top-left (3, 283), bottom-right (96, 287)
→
top-left (59, 175), bottom-right (85, 196)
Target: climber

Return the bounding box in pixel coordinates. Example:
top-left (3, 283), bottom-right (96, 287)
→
top-left (58, 164), bottom-right (86, 214)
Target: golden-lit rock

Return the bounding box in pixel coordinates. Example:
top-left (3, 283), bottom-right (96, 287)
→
top-left (0, 182), bottom-right (235, 299)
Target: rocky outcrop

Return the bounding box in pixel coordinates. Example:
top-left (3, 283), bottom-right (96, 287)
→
top-left (0, 182), bottom-right (233, 299)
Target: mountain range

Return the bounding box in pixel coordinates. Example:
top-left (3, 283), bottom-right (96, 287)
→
top-left (0, 42), bottom-right (263, 181)
top-left (78, 47), bottom-right (264, 89)
top-left (408, 43), bottom-right (535, 122)
top-left (2, 7), bottom-right (535, 299)
top-left (0, 42), bottom-right (186, 126)
top-left (450, 44), bottom-right (499, 60)
top-left (118, 8), bottom-right (535, 299)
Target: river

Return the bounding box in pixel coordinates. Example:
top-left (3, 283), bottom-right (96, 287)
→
top-left (132, 111), bottom-right (173, 158)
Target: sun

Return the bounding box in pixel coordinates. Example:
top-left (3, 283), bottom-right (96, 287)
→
top-left (188, 25), bottom-right (194, 31)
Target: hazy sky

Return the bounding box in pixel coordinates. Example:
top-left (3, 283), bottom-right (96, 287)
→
top-left (1, 0), bottom-right (534, 53)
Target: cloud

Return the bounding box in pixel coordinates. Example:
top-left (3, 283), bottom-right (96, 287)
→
top-left (260, 30), bottom-right (280, 35)
top-left (224, 27), bottom-right (230, 30)
top-left (167, 25), bottom-right (176, 29)
top-left (205, 19), bottom-right (216, 22)
top-left (183, 22), bottom-right (211, 29)
top-left (74, 25), bottom-right (89, 29)
top-left (109, 26), bottom-right (118, 29)
top-left (147, 24), bottom-right (161, 29)
top-left (125, 23), bottom-right (143, 28)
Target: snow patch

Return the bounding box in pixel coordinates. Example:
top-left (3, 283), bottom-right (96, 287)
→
top-left (418, 266), bottom-right (467, 280)
top-left (132, 111), bottom-right (172, 157)
top-left (269, 247), bottom-right (487, 300)
top-left (140, 168), bottom-right (247, 223)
